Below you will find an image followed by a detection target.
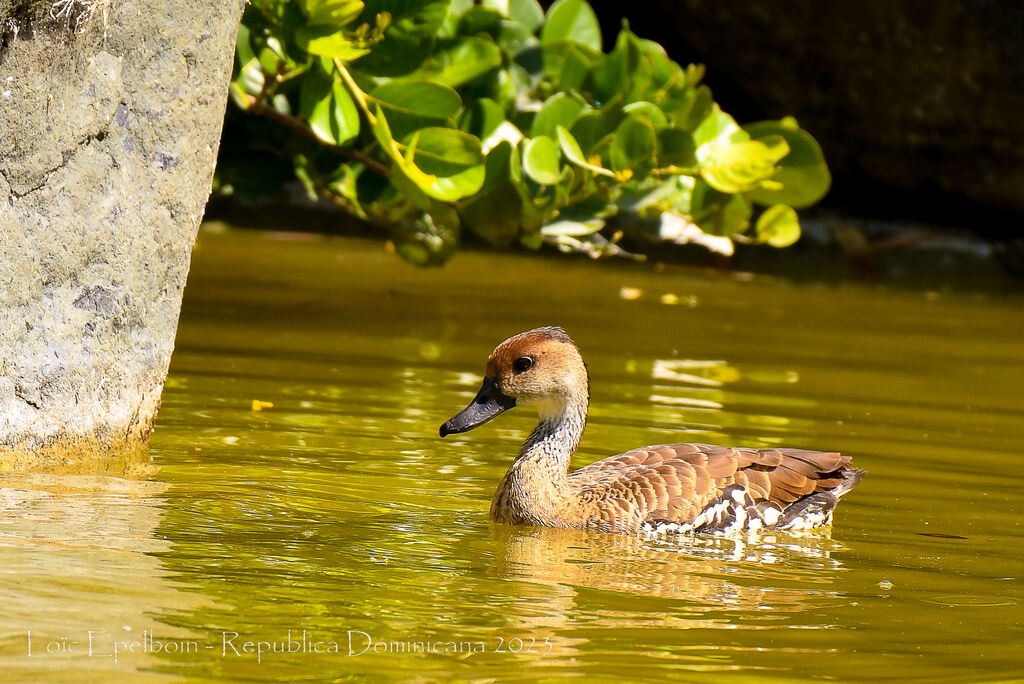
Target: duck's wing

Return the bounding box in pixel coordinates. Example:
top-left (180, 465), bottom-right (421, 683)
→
top-left (568, 443), bottom-right (860, 533)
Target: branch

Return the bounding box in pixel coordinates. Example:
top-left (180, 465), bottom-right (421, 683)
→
top-left (244, 98), bottom-right (391, 179)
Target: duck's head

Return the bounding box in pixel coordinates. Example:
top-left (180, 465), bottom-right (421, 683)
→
top-left (439, 326), bottom-right (588, 437)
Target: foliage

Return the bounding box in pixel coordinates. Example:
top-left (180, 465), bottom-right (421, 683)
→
top-left (224, 0), bottom-right (830, 265)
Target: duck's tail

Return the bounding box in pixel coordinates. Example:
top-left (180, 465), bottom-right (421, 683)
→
top-left (776, 467), bottom-right (865, 530)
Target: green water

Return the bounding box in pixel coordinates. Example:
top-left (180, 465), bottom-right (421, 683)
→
top-left (3, 226), bottom-right (1023, 682)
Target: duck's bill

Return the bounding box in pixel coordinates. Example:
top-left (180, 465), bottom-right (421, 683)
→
top-left (439, 377), bottom-right (516, 437)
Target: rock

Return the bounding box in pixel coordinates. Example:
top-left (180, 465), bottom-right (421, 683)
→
top-left (0, 0), bottom-right (243, 466)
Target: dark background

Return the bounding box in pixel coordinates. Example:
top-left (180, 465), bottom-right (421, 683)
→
top-left (583, 0), bottom-right (1024, 236)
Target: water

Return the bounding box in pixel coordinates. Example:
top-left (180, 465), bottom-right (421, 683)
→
top-left (2, 226), bottom-right (1022, 682)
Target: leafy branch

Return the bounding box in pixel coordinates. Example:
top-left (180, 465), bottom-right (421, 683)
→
top-left (222, 0), bottom-right (831, 265)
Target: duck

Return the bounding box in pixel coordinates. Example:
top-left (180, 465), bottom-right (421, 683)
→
top-left (440, 326), bottom-right (863, 536)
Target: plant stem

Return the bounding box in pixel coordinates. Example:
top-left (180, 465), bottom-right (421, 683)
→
top-left (245, 98), bottom-right (390, 178)
top-left (333, 58), bottom-right (376, 124)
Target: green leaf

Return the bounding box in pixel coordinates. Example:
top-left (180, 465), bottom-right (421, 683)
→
top-left (401, 127), bottom-right (486, 200)
top-left (235, 23), bottom-right (256, 65)
top-left (458, 6), bottom-right (504, 36)
top-left (569, 107), bottom-right (624, 154)
top-left (622, 101), bottom-right (667, 127)
top-left (693, 104), bottom-right (746, 148)
top-left (610, 115), bottom-right (656, 173)
top-left (237, 57), bottom-right (265, 97)
top-left (522, 136), bottom-right (565, 185)
top-left (330, 79), bottom-right (360, 144)
top-left (299, 64), bottom-right (342, 144)
top-left (370, 79), bottom-right (461, 118)
top-left (541, 0), bottom-right (601, 51)
top-left (361, 0), bottom-right (451, 42)
top-left (458, 98), bottom-right (506, 140)
top-left (459, 141), bottom-right (522, 246)
top-left (670, 84), bottom-right (713, 132)
top-left (477, 139), bottom-right (514, 192)
top-left (616, 177), bottom-right (683, 213)
top-left (542, 197), bottom-right (616, 236)
top-left (541, 41), bottom-right (600, 91)
top-left (495, 19), bottom-right (537, 54)
top-left (507, 0), bottom-right (544, 31)
top-left (479, 0), bottom-right (507, 13)
top-left (635, 37), bottom-right (675, 94)
top-left (351, 36), bottom-right (434, 76)
top-left (296, 25), bottom-right (372, 59)
top-left (557, 125), bottom-right (613, 177)
top-left (755, 204), bottom-right (801, 247)
top-left (744, 118), bottom-right (831, 208)
top-left (698, 136), bottom-right (789, 194)
top-left (588, 28), bottom-right (655, 105)
top-left (369, 106), bottom-right (432, 208)
top-left (414, 36), bottom-right (503, 87)
top-left (532, 93), bottom-right (587, 140)
top-left (657, 128), bottom-right (697, 168)
top-left (692, 182), bottom-right (752, 237)
top-left (301, 0), bottom-right (364, 26)
top-left (405, 127), bottom-right (483, 170)
top-left (588, 37), bottom-right (625, 104)
top-left (370, 79), bottom-right (461, 138)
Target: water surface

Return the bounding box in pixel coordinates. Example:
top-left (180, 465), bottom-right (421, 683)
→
top-left (2, 226), bottom-right (1022, 682)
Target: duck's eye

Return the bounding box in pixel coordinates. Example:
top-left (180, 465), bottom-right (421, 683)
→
top-left (513, 356), bottom-right (533, 373)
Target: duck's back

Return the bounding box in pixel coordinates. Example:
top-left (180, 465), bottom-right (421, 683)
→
top-left (568, 443), bottom-right (863, 535)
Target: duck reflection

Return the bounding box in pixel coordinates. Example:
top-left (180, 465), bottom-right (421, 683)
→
top-left (490, 525), bottom-right (845, 611)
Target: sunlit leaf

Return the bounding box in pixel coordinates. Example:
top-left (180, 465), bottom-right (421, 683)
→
top-left (297, 25), bottom-right (372, 59)
top-left (522, 136), bottom-right (565, 185)
top-left (557, 125), bottom-right (613, 176)
top-left (237, 57), bottom-right (265, 96)
top-left (401, 127), bottom-right (486, 200)
top-left (693, 104), bottom-right (746, 148)
top-left (507, 0), bottom-right (544, 31)
top-left (698, 136), bottom-right (789, 194)
top-left (745, 118), bottom-right (831, 208)
top-left (299, 64), bottom-right (339, 143)
top-left (330, 78), bottom-right (360, 144)
top-left (541, 0), bottom-right (601, 51)
top-left (301, 0), bottom-right (364, 27)
top-left (755, 204), bottom-right (801, 247)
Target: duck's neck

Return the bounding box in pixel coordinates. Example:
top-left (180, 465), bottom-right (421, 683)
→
top-left (491, 393), bottom-right (588, 525)
top-left (518, 397), bottom-right (588, 471)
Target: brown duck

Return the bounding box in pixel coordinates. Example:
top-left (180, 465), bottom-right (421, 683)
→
top-left (440, 327), bottom-right (863, 536)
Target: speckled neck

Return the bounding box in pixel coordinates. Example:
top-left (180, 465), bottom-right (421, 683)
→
top-left (491, 394), bottom-right (589, 525)
top-left (517, 396), bottom-right (588, 472)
